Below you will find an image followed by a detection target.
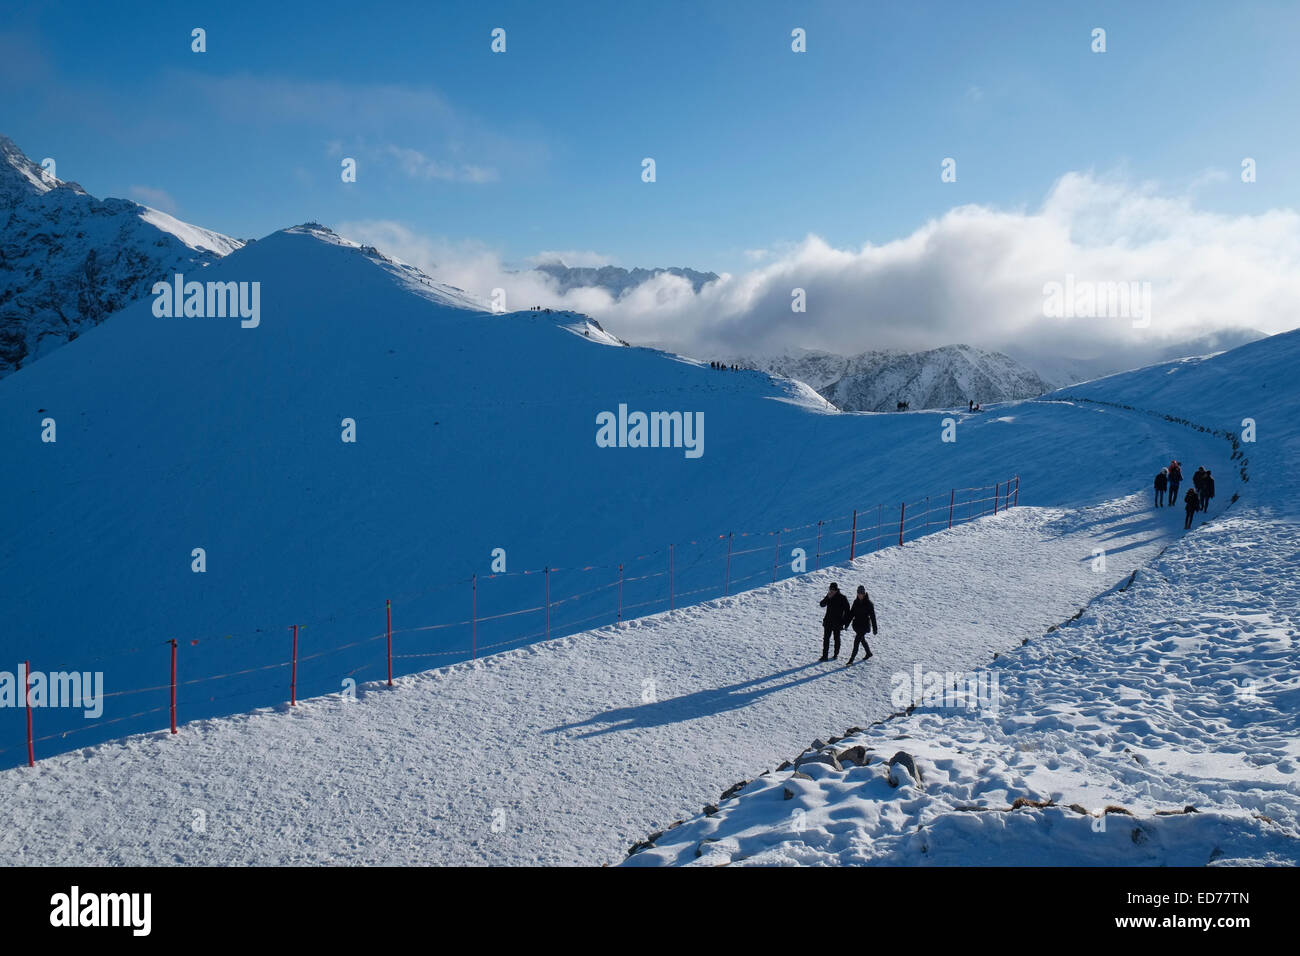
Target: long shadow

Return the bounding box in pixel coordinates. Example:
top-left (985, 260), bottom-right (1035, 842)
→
top-left (1076, 535), bottom-right (1164, 560)
top-left (545, 661), bottom-right (836, 739)
top-left (1093, 512), bottom-right (1170, 542)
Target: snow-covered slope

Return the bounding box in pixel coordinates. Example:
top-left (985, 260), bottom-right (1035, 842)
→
top-left (1008, 327), bottom-right (1269, 389)
top-left (0, 218), bottom-right (1243, 767)
top-left (740, 344), bottom-right (1052, 411)
top-left (0, 134), bottom-right (243, 376)
top-left (624, 330), bottom-right (1300, 866)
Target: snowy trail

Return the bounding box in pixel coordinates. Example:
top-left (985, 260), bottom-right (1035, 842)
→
top-left (1, 493), bottom-right (1200, 865)
top-left (625, 510), bottom-right (1300, 866)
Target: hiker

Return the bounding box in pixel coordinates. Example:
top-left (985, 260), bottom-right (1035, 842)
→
top-left (1154, 468), bottom-right (1168, 507)
top-left (845, 586), bottom-right (878, 666)
top-left (1184, 487), bottom-right (1199, 529)
top-left (1193, 466), bottom-right (1207, 501)
top-left (1167, 460), bottom-right (1183, 507)
top-left (1201, 469), bottom-right (1215, 512)
top-left (968, 399), bottom-right (974, 412)
top-left (818, 582), bottom-right (850, 661)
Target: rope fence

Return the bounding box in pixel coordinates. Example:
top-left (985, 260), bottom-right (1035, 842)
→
top-left (5, 474), bottom-right (1019, 766)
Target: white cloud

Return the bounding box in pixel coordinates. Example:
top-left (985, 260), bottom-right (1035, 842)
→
top-left (340, 172), bottom-right (1300, 362)
top-left (383, 145), bottom-right (497, 184)
top-left (128, 185), bottom-right (179, 215)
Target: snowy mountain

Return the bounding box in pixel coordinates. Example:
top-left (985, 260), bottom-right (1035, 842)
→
top-left (533, 261), bottom-right (719, 295)
top-left (1007, 327), bottom-right (1269, 388)
top-left (0, 134), bottom-right (243, 377)
top-left (4, 318), bottom-right (1295, 864)
top-left (738, 344), bottom-right (1053, 411)
top-left (622, 329), bottom-right (1300, 867)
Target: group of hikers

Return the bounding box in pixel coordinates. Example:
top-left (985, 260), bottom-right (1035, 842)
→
top-left (967, 400), bottom-right (983, 412)
top-left (710, 361), bottom-right (740, 371)
top-left (817, 582), bottom-right (878, 666)
top-left (1153, 459), bottom-right (1216, 529)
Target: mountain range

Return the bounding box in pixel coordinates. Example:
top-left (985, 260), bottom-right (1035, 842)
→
top-left (0, 134), bottom-right (242, 377)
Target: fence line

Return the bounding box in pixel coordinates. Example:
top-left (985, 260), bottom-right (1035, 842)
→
top-left (9, 474), bottom-right (1019, 766)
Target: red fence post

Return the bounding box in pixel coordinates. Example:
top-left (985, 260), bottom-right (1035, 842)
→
top-left (289, 625), bottom-right (298, 707)
top-left (849, 510), bottom-right (858, 561)
top-left (669, 544), bottom-right (675, 609)
top-left (994, 482), bottom-right (1000, 515)
top-left (724, 533), bottom-right (733, 596)
top-left (386, 599), bottom-right (393, 686)
top-left (169, 639), bottom-right (178, 732)
top-left (471, 574), bottom-right (477, 659)
top-left (545, 567), bottom-right (551, 639)
top-left (24, 660), bottom-right (34, 767)
top-left (948, 489), bottom-right (955, 529)
top-left (617, 563), bottom-right (624, 623)
top-left (772, 530), bottom-right (781, 583)
top-left (898, 503), bottom-right (906, 547)
top-left (815, 521), bottom-right (823, 569)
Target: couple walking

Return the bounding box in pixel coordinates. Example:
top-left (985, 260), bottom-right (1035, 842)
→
top-left (818, 582), bottom-right (878, 666)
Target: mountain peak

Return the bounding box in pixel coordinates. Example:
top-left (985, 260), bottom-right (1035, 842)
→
top-left (0, 133), bottom-right (87, 204)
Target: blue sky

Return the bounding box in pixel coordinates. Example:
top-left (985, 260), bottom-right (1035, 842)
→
top-left (2, 0), bottom-right (1298, 275)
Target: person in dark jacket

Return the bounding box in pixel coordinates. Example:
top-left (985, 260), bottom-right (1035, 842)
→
top-left (1167, 460), bottom-right (1183, 507)
top-left (845, 586), bottom-right (878, 666)
top-left (1154, 468), bottom-right (1168, 507)
top-left (818, 582), bottom-right (850, 660)
top-left (1200, 470), bottom-right (1215, 511)
top-left (1193, 466), bottom-right (1207, 499)
top-left (1183, 487), bottom-right (1200, 529)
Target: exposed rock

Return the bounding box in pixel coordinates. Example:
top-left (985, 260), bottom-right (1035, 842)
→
top-left (887, 751), bottom-right (923, 787)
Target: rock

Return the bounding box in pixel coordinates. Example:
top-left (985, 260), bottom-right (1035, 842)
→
top-left (775, 760), bottom-right (792, 772)
top-left (703, 804), bottom-right (719, 816)
top-left (836, 745), bottom-right (869, 767)
top-left (887, 751), bottom-right (923, 787)
top-left (846, 726), bottom-right (865, 735)
top-left (790, 771), bottom-right (812, 781)
top-left (720, 780), bottom-right (749, 800)
top-left (1010, 797), bottom-right (1054, 810)
top-left (793, 750), bottom-right (842, 772)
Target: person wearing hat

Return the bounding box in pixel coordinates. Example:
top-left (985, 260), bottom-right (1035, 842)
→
top-left (845, 586), bottom-right (878, 666)
top-left (818, 582), bottom-right (851, 661)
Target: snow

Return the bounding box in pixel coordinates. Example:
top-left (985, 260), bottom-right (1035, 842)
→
top-left (5, 224), bottom-right (1219, 764)
top-left (0, 493), bottom-right (1200, 865)
top-left (0, 135), bottom-right (244, 376)
top-left (1, 200), bottom-right (1295, 865)
top-left (738, 344), bottom-right (1053, 411)
top-left (622, 330), bottom-right (1300, 866)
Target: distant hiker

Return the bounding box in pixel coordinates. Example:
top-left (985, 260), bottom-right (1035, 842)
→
top-left (1193, 466), bottom-right (1207, 499)
top-left (845, 586), bottom-right (878, 666)
top-left (1167, 460), bottom-right (1183, 507)
top-left (1154, 468), bottom-right (1168, 507)
top-left (968, 399), bottom-right (974, 412)
top-left (1184, 487), bottom-right (1199, 529)
top-left (973, 402), bottom-right (982, 412)
top-left (1200, 470), bottom-right (1215, 512)
top-left (819, 582), bottom-right (850, 661)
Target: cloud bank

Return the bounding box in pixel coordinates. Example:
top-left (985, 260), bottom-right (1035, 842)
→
top-left (341, 172), bottom-right (1300, 362)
